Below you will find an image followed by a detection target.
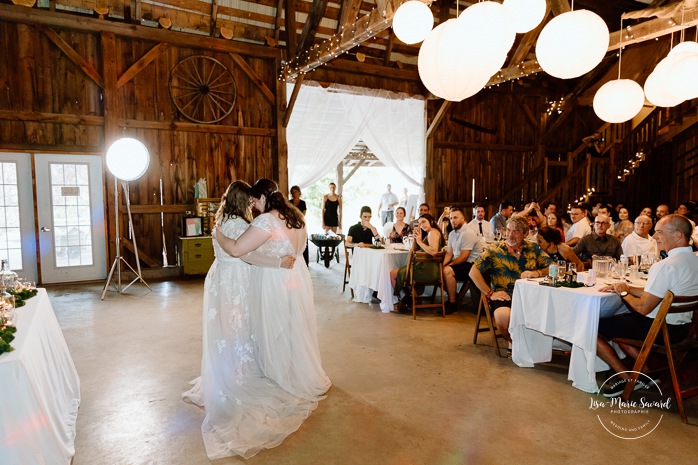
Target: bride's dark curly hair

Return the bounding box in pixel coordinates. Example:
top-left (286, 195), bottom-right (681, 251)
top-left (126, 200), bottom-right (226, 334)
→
top-left (250, 178), bottom-right (305, 230)
top-left (214, 181), bottom-right (252, 225)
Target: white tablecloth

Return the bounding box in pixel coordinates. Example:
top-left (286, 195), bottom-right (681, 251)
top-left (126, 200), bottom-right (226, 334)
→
top-left (509, 278), bottom-right (628, 393)
top-left (348, 247), bottom-right (410, 313)
top-left (0, 289), bottom-right (80, 464)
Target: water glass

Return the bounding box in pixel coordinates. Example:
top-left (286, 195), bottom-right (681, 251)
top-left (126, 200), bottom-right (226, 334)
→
top-left (557, 260), bottom-right (566, 280)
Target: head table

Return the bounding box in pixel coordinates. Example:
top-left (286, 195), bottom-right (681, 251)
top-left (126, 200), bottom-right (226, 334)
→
top-left (509, 275), bottom-right (634, 393)
top-left (348, 246), bottom-right (410, 313)
top-left (0, 289), bottom-right (80, 464)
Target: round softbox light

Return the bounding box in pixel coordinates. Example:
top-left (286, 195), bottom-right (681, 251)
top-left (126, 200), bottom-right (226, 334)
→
top-left (106, 137), bottom-right (150, 181)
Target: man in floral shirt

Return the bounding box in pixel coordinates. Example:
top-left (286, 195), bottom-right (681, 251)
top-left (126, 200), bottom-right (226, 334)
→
top-left (469, 215), bottom-right (552, 344)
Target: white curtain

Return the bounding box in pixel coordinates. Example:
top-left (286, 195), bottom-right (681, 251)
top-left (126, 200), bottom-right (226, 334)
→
top-left (286, 82), bottom-right (426, 189)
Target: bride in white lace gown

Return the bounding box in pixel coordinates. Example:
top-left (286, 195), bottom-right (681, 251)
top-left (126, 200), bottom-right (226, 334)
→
top-left (183, 181), bottom-right (324, 460)
top-left (214, 179), bottom-right (331, 401)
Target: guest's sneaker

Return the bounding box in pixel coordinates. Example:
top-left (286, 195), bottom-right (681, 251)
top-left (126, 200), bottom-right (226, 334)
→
top-left (444, 301), bottom-right (458, 315)
top-left (602, 377), bottom-right (660, 398)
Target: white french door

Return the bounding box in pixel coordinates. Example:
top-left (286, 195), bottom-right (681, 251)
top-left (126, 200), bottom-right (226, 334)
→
top-left (35, 154), bottom-right (107, 283)
top-left (0, 153), bottom-right (37, 282)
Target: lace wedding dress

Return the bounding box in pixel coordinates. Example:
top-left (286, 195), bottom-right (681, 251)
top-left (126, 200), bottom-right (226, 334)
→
top-left (248, 213), bottom-right (331, 400)
top-left (182, 216), bottom-right (329, 460)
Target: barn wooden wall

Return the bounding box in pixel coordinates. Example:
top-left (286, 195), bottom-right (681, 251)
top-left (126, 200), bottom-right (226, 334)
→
top-left (0, 20), bottom-right (280, 271)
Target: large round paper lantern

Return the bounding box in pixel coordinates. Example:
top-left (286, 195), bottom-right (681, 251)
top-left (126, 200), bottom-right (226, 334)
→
top-left (667, 51), bottom-right (698, 101)
top-left (418, 19), bottom-right (492, 101)
top-left (106, 138), bottom-right (150, 181)
top-left (458, 1), bottom-right (516, 73)
top-left (502, 0), bottom-right (547, 33)
top-left (392, 1), bottom-right (434, 45)
top-left (644, 57), bottom-right (684, 107)
top-left (593, 79), bottom-right (645, 123)
top-left (536, 9), bottom-right (609, 79)
top-left (668, 40), bottom-right (698, 56)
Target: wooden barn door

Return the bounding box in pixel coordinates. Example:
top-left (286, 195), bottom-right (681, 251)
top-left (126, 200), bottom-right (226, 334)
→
top-left (35, 154), bottom-right (107, 283)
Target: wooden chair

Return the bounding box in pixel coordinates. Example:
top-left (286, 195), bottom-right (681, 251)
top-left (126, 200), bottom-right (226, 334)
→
top-left (613, 291), bottom-right (698, 423)
top-left (405, 250), bottom-right (446, 319)
top-left (472, 292), bottom-right (507, 357)
top-left (342, 243), bottom-right (353, 299)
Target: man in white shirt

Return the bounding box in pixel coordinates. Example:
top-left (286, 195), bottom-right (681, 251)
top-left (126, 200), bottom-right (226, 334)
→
top-left (598, 214), bottom-right (698, 397)
top-left (468, 205), bottom-right (493, 238)
top-left (443, 206), bottom-right (483, 314)
top-left (565, 205), bottom-right (591, 247)
top-left (622, 215), bottom-right (658, 263)
top-left (378, 184), bottom-right (399, 226)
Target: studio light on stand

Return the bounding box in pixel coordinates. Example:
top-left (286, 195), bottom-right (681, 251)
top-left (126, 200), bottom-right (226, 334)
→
top-left (101, 137), bottom-right (152, 299)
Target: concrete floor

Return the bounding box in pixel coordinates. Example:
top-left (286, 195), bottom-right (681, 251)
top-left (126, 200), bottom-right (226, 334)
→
top-left (47, 252), bottom-right (697, 465)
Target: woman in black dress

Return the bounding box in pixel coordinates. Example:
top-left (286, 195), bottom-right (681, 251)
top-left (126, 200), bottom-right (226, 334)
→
top-left (290, 185), bottom-right (309, 265)
top-left (321, 182), bottom-right (342, 234)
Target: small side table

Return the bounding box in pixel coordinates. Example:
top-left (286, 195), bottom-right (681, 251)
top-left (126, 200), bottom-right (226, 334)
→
top-left (178, 236), bottom-right (214, 276)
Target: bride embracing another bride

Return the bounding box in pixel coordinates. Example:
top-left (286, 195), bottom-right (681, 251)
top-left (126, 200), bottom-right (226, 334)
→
top-left (183, 179), bottom-right (330, 460)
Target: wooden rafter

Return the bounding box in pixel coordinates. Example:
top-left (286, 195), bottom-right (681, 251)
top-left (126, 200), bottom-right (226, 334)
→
top-left (274, 0), bottom-right (283, 43)
top-left (295, 0), bottom-right (329, 59)
top-left (229, 53), bottom-right (276, 105)
top-left (285, 0), bottom-right (298, 58)
top-left (117, 43), bottom-right (170, 89)
top-left (283, 0), bottom-right (434, 81)
top-left (426, 100), bottom-right (451, 139)
top-left (40, 25), bottom-right (104, 88)
top-left (338, 0), bottom-right (362, 33)
top-left (506, 6), bottom-right (551, 68)
top-left (283, 75), bottom-right (305, 127)
top-left (210, 0), bottom-right (219, 37)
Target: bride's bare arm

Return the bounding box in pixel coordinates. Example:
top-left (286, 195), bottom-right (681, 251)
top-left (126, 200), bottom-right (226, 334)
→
top-left (213, 224), bottom-right (270, 257)
top-left (242, 251), bottom-right (295, 269)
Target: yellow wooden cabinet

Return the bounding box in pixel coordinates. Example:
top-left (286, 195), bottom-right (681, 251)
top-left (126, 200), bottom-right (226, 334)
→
top-left (178, 236), bottom-right (214, 276)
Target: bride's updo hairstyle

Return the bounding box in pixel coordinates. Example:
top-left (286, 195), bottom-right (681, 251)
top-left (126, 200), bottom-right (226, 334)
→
top-left (251, 178), bottom-right (305, 230)
top-left (215, 180), bottom-right (253, 224)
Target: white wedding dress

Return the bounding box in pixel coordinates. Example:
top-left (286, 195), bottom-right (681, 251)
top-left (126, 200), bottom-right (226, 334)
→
top-left (182, 216), bottom-right (329, 460)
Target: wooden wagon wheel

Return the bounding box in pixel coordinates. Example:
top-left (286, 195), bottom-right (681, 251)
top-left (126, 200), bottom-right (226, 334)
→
top-left (169, 55), bottom-right (237, 124)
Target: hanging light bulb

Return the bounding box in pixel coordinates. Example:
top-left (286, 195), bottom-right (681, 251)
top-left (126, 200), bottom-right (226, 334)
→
top-left (536, 10), bottom-right (609, 79)
top-left (392, 1), bottom-right (434, 45)
top-left (502, 0), bottom-right (546, 34)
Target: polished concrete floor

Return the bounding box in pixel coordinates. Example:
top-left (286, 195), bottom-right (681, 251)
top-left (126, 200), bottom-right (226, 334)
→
top-left (47, 252), bottom-right (697, 465)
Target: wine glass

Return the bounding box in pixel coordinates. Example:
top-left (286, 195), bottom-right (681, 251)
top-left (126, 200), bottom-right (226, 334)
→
top-left (557, 260), bottom-right (566, 281)
top-left (568, 263), bottom-right (577, 274)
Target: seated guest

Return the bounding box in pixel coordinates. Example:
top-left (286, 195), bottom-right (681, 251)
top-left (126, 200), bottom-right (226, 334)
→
top-left (387, 206), bottom-right (411, 244)
top-left (597, 215), bottom-right (698, 397)
top-left (525, 213), bottom-right (541, 242)
top-left (546, 211), bottom-right (566, 239)
top-left (622, 215), bottom-right (658, 264)
top-left (443, 206), bottom-right (484, 314)
top-left (514, 201), bottom-right (546, 228)
top-left (437, 206), bottom-right (453, 236)
top-left (565, 204), bottom-right (591, 247)
top-left (597, 204), bottom-right (616, 236)
top-left (614, 207), bottom-right (634, 242)
top-left (418, 203), bottom-right (430, 216)
top-left (536, 227), bottom-right (584, 271)
top-left (469, 216), bottom-right (552, 344)
top-left (468, 204), bottom-right (494, 238)
top-left (347, 206), bottom-right (380, 247)
top-left (490, 201), bottom-right (514, 234)
top-left (390, 214), bottom-right (444, 311)
top-left (573, 214), bottom-right (623, 263)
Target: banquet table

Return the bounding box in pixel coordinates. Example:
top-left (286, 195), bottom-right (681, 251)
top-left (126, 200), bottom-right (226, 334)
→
top-left (509, 276), bottom-right (631, 393)
top-left (349, 246), bottom-right (410, 313)
top-left (0, 289), bottom-right (80, 464)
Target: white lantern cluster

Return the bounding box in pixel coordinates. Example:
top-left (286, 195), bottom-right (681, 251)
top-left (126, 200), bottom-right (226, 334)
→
top-left (418, 1), bottom-right (515, 102)
top-left (536, 10), bottom-right (609, 79)
top-left (392, 1), bottom-right (434, 45)
top-left (593, 79), bottom-right (645, 123)
top-left (644, 41), bottom-right (698, 108)
top-left (502, 0), bottom-right (546, 34)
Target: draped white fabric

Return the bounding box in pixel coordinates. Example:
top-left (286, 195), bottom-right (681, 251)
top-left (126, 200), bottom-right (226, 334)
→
top-left (286, 82), bottom-right (426, 189)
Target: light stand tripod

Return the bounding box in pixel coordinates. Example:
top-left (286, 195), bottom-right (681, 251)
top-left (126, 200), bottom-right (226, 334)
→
top-left (101, 137), bottom-right (152, 300)
top-left (101, 179), bottom-right (151, 299)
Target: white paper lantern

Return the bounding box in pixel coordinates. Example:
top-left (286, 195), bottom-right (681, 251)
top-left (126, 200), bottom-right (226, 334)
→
top-left (667, 51), bottom-right (698, 101)
top-left (593, 79), bottom-right (645, 123)
top-left (536, 9), bottom-right (610, 79)
top-left (106, 138), bottom-right (150, 181)
top-left (644, 57), bottom-right (684, 107)
top-left (418, 19), bottom-right (492, 101)
top-left (458, 1), bottom-right (516, 74)
top-left (668, 40), bottom-right (698, 56)
top-left (502, 0), bottom-right (547, 33)
top-left (392, 1), bottom-right (434, 45)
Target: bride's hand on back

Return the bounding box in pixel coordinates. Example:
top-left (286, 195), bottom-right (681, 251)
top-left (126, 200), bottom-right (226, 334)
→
top-left (280, 255), bottom-right (296, 269)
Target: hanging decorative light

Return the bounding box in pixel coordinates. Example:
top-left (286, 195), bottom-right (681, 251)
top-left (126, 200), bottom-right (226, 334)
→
top-left (392, 1), bottom-right (434, 45)
top-left (536, 9), bottom-right (609, 79)
top-left (668, 49), bottom-right (698, 101)
top-left (644, 56), bottom-right (684, 107)
top-left (593, 80), bottom-right (644, 123)
top-left (457, 0), bottom-right (516, 74)
top-left (418, 19), bottom-right (492, 101)
top-left (593, 19), bottom-right (643, 123)
top-left (502, 0), bottom-right (547, 34)
top-left (668, 40), bottom-right (698, 56)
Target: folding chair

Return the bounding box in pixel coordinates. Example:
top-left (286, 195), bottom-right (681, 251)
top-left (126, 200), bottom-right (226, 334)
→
top-left (613, 291), bottom-right (698, 423)
top-left (342, 243), bottom-right (354, 299)
top-left (405, 250), bottom-right (446, 319)
top-left (472, 293), bottom-right (507, 357)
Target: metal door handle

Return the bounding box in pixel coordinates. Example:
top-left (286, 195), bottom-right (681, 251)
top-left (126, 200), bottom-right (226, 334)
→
top-left (41, 227), bottom-right (52, 232)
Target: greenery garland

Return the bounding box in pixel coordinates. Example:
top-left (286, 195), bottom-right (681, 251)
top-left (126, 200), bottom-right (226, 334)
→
top-left (8, 288), bottom-right (38, 308)
top-left (0, 325), bottom-right (17, 355)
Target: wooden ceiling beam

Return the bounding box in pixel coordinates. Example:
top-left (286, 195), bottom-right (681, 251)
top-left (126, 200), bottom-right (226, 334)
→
top-left (39, 25), bottom-right (104, 88)
top-left (283, 0), bottom-right (434, 81)
top-left (506, 6), bottom-right (551, 68)
top-left (285, 0), bottom-right (298, 58)
top-left (338, 0), bottom-right (362, 33)
top-left (295, 0), bottom-right (329, 58)
top-left (117, 43), bottom-right (170, 89)
top-left (0, 3), bottom-right (280, 59)
top-left (229, 53), bottom-right (276, 105)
